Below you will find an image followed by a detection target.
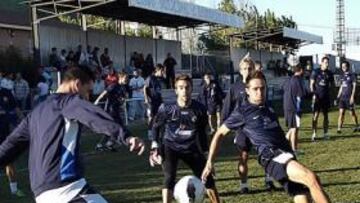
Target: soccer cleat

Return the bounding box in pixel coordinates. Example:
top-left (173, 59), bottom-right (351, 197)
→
top-left (12, 190), bottom-right (25, 197)
top-left (337, 129), bottom-right (342, 134)
top-left (353, 127), bottom-right (360, 133)
top-left (265, 181), bottom-right (276, 191)
top-left (95, 143), bottom-right (105, 151)
top-left (323, 134), bottom-right (330, 140)
top-left (240, 187), bottom-right (249, 194)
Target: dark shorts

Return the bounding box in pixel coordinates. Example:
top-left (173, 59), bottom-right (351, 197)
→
top-left (312, 97), bottom-right (330, 113)
top-left (233, 131), bottom-right (252, 152)
top-left (284, 111), bottom-right (301, 128)
top-left (162, 145), bottom-right (215, 190)
top-left (259, 148), bottom-right (309, 196)
top-left (339, 99), bottom-right (355, 110)
top-left (0, 118), bottom-right (10, 144)
top-left (207, 104), bottom-right (222, 115)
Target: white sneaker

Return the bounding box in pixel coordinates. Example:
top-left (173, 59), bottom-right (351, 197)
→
top-left (311, 133), bottom-right (316, 142)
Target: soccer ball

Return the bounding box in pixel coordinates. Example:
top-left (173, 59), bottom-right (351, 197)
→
top-left (173, 176), bottom-right (205, 203)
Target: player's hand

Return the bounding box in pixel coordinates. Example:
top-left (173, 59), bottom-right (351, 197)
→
top-left (127, 137), bottom-right (145, 155)
top-left (201, 161), bottom-right (215, 183)
top-left (350, 97), bottom-right (354, 105)
top-left (149, 148), bottom-right (162, 167)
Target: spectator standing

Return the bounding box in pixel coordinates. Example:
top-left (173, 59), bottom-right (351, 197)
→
top-left (128, 69), bottom-right (145, 121)
top-left (14, 73), bottom-right (30, 111)
top-left (163, 52), bottom-right (177, 89)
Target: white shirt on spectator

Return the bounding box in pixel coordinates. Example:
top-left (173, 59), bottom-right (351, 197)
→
top-left (37, 82), bottom-right (49, 96)
top-left (129, 76), bottom-right (145, 98)
top-left (1, 78), bottom-right (14, 94)
top-left (93, 79), bottom-right (105, 95)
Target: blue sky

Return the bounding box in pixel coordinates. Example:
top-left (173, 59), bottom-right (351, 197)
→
top-left (197, 0), bottom-right (360, 59)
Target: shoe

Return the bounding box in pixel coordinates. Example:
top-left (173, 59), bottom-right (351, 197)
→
top-left (353, 127), bottom-right (359, 133)
top-left (265, 181), bottom-right (276, 191)
top-left (240, 187), bottom-right (249, 194)
top-left (337, 129), bottom-right (342, 134)
top-left (95, 143), bottom-right (104, 151)
top-left (12, 190), bottom-right (25, 197)
top-left (323, 134), bottom-right (330, 140)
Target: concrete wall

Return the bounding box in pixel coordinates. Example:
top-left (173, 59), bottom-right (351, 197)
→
top-left (0, 27), bottom-right (32, 56)
top-left (39, 24), bottom-right (182, 71)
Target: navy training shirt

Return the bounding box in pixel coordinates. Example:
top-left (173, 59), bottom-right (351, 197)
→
top-left (221, 80), bottom-right (247, 122)
top-left (151, 100), bottom-right (208, 153)
top-left (202, 80), bottom-right (223, 108)
top-left (310, 69), bottom-right (334, 98)
top-left (145, 75), bottom-right (164, 104)
top-left (224, 101), bottom-right (292, 155)
top-left (106, 83), bottom-right (128, 106)
top-left (339, 71), bottom-right (357, 100)
top-left (283, 75), bottom-right (306, 112)
top-left (0, 93), bottom-right (130, 197)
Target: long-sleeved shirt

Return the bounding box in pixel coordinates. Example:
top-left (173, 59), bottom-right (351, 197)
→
top-left (0, 93), bottom-right (130, 197)
top-left (151, 100), bottom-right (208, 153)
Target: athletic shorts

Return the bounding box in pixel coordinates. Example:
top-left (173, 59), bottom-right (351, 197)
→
top-left (259, 147), bottom-right (309, 196)
top-left (68, 184), bottom-right (107, 203)
top-left (147, 102), bottom-right (161, 118)
top-left (312, 96), bottom-right (330, 113)
top-left (284, 111), bottom-right (301, 128)
top-left (162, 145), bottom-right (215, 190)
top-left (207, 104), bottom-right (222, 116)
top-left (339, 99), bottom-right (355, 110)
top-left (233, 131), bottom-right (252, 152)
top-left (0, 117), bottom-right (10, 144)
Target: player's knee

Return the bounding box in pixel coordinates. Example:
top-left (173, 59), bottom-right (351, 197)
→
top-left (304, 171), bottom-right (320, 189)
top-left (240, 150), bottom-right (249, 162)
top-left (164, 176), bottom-right (176, 190)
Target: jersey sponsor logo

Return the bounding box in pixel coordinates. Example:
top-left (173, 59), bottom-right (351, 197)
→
top-left (252, 115), bottom-right (260, 120)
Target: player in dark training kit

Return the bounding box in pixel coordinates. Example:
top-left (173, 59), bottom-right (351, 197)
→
top-left (202, 71), bottom-right (330, 203)
top-left (310, 56), bottom-right (335, 141)
top-left (283, 65), bottom-right (307, 153)
top-left (149, 74), bottom-right (220, 203)
top-left (222, 55), bottom-right (274, 193)
top-left (144, 64), bottom-right (166, 138)
top-left (0, 68), bottom-right (145, 203)
top-left (336, 60), bottom-right (360, 133)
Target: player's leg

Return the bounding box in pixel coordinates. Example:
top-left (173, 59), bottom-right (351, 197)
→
top-left (162, 146), bottom-right (179, 203)
top-left (68, 184), bottom-right (108, 203)
top-left (337, 106), bottom-right (345, 134)
top-left (286, 160), bottom-right (330, 203)
top-left (182, 151), bottom-right (220, 203)
top-left (312, 101), bottom-right (320, 141)
top-left (322, 105), bottom-right (330, 139)
top-left (234, 133), bottom-right (250, 193)
top-left (349, 103), bottom-right (359, 131)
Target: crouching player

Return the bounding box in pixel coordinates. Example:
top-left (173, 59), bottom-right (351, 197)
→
top-left (202, 71), bottom-right (330, 203)
top-left (149, 74), bottom-right (220, 203)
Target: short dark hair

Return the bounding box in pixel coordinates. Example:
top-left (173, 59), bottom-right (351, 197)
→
top-left (154, 64), bottom-right (164, 71)
top-left (321, 56), bottom-right (329, 62)
top-left (342, 60), bottom-right (350, 68)
top-left (51, 47), bottom-right (57, 51)
top-left (62, 68), bottom-right (95, 84)
top-left (292, 64), bottom-right (304, 73)
top-left (175, 74), bottom-right (192, 87)
top-left (246, 71), bottom-right (266, 87)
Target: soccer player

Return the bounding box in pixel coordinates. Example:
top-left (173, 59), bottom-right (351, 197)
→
top-left (144, 64), bottom-right (166, 138)
top-left (0, 86), bottom-right (25, 197)
top-left (336, 60), bottom-right (360, 133)
top-left (310, 56), bottom-right (334, 141)
top-left (222, 55), bottom-right (274, 193)
top-left (149, 74), bottom-right (220, 203)
top-left (0, 68), bottom-right (145, 203)
top-left (283, 65), bottom-right (307, 153)
top-left (202, 71), bottom-right (330, 203)
top-left (201, 72), bottom-right (224, 133)
top-left (94, 72), bottom-right (129, 151)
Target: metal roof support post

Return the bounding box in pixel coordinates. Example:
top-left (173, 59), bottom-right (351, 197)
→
top-left (31, 6), bottom-right (41, 67)
top-left (229, 35), bottom-right (234, 84)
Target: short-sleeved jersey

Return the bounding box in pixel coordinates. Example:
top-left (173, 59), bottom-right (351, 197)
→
top-left (151, 100), bottom-right (208, 153)
top-left (203, 80), bottom-right (223, 107)
top-left (145, 75), bottom-right (164, 104)
top-left (283, 75), bottom-right (306, 112)
top-left (310, 69), bottom-right (334, 98)
top-left (221, 80), bottom-right (247, 122)
top-left (224, 102), bottom-right (292, 155)
top-left (339, 72), bottom-right (357, 100)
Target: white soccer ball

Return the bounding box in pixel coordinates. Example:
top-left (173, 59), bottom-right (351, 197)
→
top-left (174, 176), bottom-right (205, 203)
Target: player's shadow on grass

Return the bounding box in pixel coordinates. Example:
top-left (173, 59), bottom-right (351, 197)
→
top-left (220, 187), bottom-right (283, 197)
top-left (299, 134), bottom-right (359, 143)
top-left (322, 180), bottom-right (360, 187)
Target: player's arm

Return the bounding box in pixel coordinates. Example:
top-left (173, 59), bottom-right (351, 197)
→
top-left (64, 95), bottom-right (144, 155)
top-left (350, 77), bottom-right (357, 104)
top-left (202, 108), bottom-right (245, 182)
top-left (0, 115), bottom-right (30, 167)
top-left (143, 78), bottom-right (150, 104)
top-left (198, 106), bottom-right (210, 153)
top-left (336, 84), bottom-right (343, 100)
top-left (94, 90), bottom-right (108, 105)
top-left (149, 104), bottom-right (167, 166)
